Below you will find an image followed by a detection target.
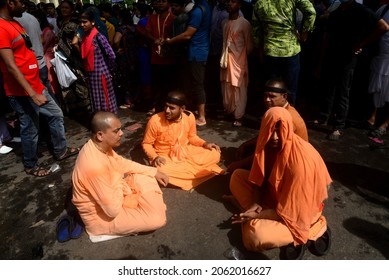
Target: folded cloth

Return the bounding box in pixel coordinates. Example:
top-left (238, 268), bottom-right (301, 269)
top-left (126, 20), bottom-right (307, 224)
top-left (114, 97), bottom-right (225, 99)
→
top-left (89, 234), bottom-right (128, 243)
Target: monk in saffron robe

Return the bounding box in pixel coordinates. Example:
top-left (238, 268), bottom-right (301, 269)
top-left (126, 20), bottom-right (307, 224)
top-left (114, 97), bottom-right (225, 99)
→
top-left (228, 78), bottom-right (308, 172)
top-left (72, 111), bottom-right (169, 242)
top-left (142, 91), bottom-right (225, 191)
top-left (228, 107), bottom-right (332, 258)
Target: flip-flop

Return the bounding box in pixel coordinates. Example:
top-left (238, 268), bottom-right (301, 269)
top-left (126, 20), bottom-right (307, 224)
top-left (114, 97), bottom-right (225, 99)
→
top-left (24, 165), bottom-right (51, 177)
top-left (196, 119), bottom-right (207, 126)
top-left (56, 216), bottom-right (71, 243)
top-left (70, 216), bottom-right (84, 239)
top-left (55, 147), bottom-right (80, 161)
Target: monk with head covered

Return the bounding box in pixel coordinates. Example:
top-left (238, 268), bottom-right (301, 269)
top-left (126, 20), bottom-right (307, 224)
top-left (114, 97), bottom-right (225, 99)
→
top-left (227, 78), bottom-right (308, 173)
top-left (228, 107), bottom-right (332, 259)
top-left (142, 91), bottom-right (225, 191)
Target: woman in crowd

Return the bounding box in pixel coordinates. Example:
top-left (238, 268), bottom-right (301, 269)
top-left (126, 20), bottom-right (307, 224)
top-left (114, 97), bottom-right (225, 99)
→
top-left (31, 9), bottom-right (60, 98)
top-left (80, 9), bottom-right (118, 113)
top-left (56, 0), bottom-right (91, 114)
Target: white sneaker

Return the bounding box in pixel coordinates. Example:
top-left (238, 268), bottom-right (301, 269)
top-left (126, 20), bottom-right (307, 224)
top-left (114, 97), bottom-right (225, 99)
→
top-left (0, 145), bottom-right (13, 154)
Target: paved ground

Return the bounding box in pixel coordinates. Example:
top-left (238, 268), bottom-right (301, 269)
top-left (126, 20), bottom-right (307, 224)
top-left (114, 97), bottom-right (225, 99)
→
top-left (1, 99), bottom-right (389, 260)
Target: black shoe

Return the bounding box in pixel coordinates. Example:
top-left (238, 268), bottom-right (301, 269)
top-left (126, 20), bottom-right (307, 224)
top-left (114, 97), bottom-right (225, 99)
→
top-left (309, 227), bottom-right (332, 256)
top-left (280, 243), bottom-right (307, 260)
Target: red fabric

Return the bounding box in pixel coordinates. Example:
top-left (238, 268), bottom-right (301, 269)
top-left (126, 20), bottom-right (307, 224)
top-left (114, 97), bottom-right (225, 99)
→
top-left (249, 107), bottom-right (332, 245)
top-left (145, 13), bottom-right (176, 65)
top-left (101, 73), bottom-right (111, 112)
top-left (81, 27), bottom-right (98, 72)
top-left (0, 20), bottom-right (45, 96)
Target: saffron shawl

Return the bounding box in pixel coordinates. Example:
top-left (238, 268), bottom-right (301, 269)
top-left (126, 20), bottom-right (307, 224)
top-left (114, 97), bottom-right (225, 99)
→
top-left (81, 27), bottom-right (98, 72)
top-left (249, 107), bottom-right (332, 244)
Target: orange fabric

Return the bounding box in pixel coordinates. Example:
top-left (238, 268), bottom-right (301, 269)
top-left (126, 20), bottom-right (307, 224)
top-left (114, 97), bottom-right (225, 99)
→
top-left (72, 140), bottom-right (166, 236)
top-left (142, 111), bottom-right (224, 190)
top-left (286, 104), bottom-right (309, 142)
top-left (248, 107), bottom-right (332, 245)
top-left (230, 169), bottom-right (327, 251)
top-left (220, 16), bottom-right (253, 87)
top-left (81, 27), bottom-right (98, 72)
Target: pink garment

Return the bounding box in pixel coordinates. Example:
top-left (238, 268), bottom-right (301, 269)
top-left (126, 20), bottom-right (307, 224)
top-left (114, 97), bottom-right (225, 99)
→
top-left (220, 16), bottom-right (253, 119)
top-left (42, 26), bottom-right (60, 94)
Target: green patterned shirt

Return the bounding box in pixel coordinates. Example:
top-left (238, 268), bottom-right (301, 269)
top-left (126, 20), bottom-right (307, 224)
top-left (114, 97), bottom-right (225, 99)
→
top-left (252, 0), bottom-right (316, 57)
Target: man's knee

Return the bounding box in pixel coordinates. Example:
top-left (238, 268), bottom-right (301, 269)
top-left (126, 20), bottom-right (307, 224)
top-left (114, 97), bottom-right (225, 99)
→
top-left (242, 220), bottom-right (293, 252)
top-left (146, 210), bottom-right (167, 231)
top-left (230, 169), bottom-right (250, 194)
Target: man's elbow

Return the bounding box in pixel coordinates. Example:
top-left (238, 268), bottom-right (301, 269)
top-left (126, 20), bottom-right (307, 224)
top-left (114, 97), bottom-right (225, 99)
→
top-left (378, 19), bottom-right (389, 33)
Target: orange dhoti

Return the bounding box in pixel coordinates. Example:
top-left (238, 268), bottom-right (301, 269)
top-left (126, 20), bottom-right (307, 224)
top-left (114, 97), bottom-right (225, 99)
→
top-left (85, 173), bottom-right (167, 236)
top-left (157, 145), bottom-right (224, 191)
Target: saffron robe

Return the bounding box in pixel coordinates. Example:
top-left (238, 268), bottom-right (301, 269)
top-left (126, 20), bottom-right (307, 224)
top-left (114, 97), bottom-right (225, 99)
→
top-left (72, 139), bottom-right (166, 236)
top-left (230, 107), bottom-right (331, 251)
top-left (142, 111), bottom-right (224, 190)
top-left (285, 103), bottom-right (308, 142)
top-left (220, 16), bottom-right (253, 120)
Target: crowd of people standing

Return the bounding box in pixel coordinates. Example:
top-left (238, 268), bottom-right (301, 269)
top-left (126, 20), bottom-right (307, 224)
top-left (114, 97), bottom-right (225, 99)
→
top-left (2, 0), bottom-right (389, 142)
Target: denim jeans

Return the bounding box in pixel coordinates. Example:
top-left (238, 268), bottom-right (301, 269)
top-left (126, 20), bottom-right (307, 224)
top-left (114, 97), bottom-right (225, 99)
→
top-left (39, 65), bottom-right (59, 105)
top-left (263, 54), bottom-right (300, 106)
top-left (8, 89), bottom-right (67, 169)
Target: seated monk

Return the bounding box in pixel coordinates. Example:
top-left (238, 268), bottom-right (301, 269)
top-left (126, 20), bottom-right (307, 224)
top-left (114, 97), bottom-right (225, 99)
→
top-left (228, 78), bottom-right (309, 172)
top-left (228, 107), bottom-right (332, 259)
top-left (72, 111), bottom-right (169, 242)
top-left (142, 91), bottom-right (225, 191)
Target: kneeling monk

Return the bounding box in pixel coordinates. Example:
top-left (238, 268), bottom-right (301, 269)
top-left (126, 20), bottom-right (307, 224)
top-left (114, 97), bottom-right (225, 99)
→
top-left (142, 91), bottom-right (225, 191)
top-left (229, 107), bottom-right (332, 257)
top-left (72, 111), bottom-right (168, 242)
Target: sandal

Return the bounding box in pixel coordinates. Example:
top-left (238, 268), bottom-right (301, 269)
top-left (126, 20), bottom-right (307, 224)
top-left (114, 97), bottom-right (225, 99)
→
top-left (56, 215), bottom-right (84, 243)
top-left (146, 108), bottom-right (156, 116)
top-left (55, 147), bottom-right (80, 161)
top-left (119, 103), bottom-right (135, 109)
top-left (56, 216), bottom-right (71, 243)
top-left (327, 129), bottom-right (342, 141)
top-left (368, 127), bottom-right (386, 138)
top-left (233, 120), bottom-right (243, 127)
top-left (25, 165), bottom-right (51, 177)
top-left (196, 119), bottom-right (207, 126)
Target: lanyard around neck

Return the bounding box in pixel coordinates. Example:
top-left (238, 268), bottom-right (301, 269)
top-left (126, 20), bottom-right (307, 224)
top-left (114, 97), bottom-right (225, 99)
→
top-left (157, 13), bottom-right (170, 39)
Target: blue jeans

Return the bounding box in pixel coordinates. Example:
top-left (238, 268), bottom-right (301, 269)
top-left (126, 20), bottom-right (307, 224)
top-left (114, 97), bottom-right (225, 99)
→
top-left (39, 65), bottom-right (59, 105)
top-left (8, 89), bottom-right (67, 169)
top-left (263, 54), bottom-right (300, 106)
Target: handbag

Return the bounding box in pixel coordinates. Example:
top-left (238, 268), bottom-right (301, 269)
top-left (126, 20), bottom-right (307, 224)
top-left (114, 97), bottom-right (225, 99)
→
top-left (50, 51), bottom-right (77, 88)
